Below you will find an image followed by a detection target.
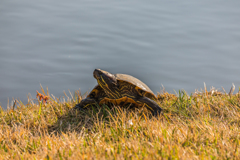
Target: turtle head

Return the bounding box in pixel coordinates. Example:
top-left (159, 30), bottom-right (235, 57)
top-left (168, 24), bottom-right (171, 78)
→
top-left (93, 69), bottom-right (117, 85)
top-left (93, 69), bottom-right (120, 98)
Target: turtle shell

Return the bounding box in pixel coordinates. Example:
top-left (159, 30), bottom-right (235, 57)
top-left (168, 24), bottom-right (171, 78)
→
top-left (115, 74), bottom-right (157, 101)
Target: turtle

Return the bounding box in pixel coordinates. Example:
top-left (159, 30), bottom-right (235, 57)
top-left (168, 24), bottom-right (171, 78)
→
top-left (74, 69), bottom-right (162, 116)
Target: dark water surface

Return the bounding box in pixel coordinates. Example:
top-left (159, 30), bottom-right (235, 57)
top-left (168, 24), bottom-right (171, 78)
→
top-left (1, 1), bottom-right (240, 109)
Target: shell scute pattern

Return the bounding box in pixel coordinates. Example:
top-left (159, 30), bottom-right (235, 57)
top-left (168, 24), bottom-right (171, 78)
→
top-left (116, 74), bottom-right (153, 94)
top-left (116, 74), bottom-right (156, 100)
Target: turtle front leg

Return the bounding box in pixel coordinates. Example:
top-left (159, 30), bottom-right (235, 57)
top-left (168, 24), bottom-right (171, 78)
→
top-left (74, 98), bottom-right (98, 110)
top-left (135, 97), bottom-right (162, 116)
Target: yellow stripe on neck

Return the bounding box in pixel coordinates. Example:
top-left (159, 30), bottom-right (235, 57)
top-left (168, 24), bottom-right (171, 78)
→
top-left (98, 78), bottom-right (121, 99)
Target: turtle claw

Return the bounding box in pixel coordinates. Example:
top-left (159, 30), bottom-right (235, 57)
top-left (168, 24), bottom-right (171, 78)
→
top-left (73, 97), bottom-right (97, 111)
top-left (73, 104), bottom-right (84, 110)
top-left (152, 108), bottom-right (162, 116)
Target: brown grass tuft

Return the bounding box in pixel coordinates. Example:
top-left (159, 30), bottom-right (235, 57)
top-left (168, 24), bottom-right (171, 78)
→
top-left (0, 87), bottom-right (240, 159)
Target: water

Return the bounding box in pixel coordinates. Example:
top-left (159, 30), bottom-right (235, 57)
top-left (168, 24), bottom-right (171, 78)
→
top-left (1, 0), bottom-right (240, 109)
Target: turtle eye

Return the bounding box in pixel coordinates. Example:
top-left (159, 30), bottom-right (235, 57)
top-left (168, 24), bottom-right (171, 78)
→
top-left (116, 83), bottom-right (120, 88)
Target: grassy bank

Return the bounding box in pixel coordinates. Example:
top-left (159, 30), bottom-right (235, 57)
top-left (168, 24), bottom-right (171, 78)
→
top-left (0, 87), bottom-right (240, 159)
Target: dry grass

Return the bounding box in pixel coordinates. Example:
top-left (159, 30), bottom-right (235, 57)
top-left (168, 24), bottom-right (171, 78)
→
top-left (0, 86), bottom-right (240, 159)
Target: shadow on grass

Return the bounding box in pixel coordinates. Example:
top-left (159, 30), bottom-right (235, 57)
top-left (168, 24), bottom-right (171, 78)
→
top-left (47, 103), bottom-right (153, 135)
